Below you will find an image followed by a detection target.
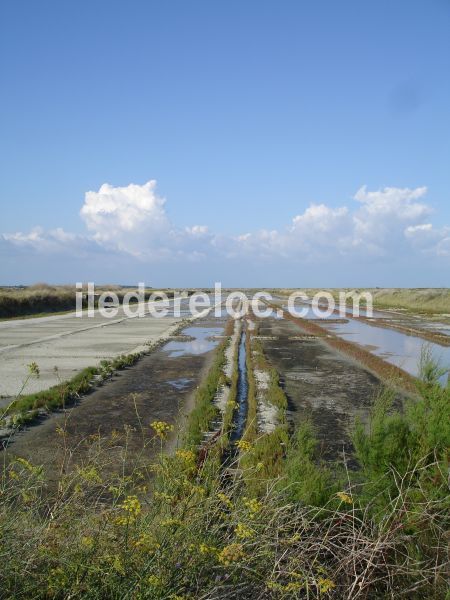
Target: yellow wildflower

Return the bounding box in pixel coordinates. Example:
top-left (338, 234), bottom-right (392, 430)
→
top-left (318, 577), bottom-right (336, 594)
top-left (147, 574), bottom-right (162, 587)
top-left (16, 457), bottom-right (33, 470)
top-left (132, 533), bottom-right (160, 552)
top-left (81, 536), bottom-right (94, 549)
top-left (112, 555), bottom-right (125, 575)
top-left (190, 485), bottom-right (206, 496)
top-left (267, 579), bottom-right (304, 592)
top-left (336, 491), bottom-right (353, 505)
top-left (160, 518), bottom-right (181, 527)
top-left (287, 533), bottom-right (301, 544)
top-left (199, 542), bottom-right (217, 555)
top-left (115, 495), bottom-right (141, 524)
top-left (76, 466), bottom-right (102, 484)
top-left (154, 491), bottom-right (174, 502)
top-left (175, 449), bottom-right (195, 462)
top-left (234, 522), bottom-right (254, 539)
top-left (285, 581), bottom-right (303, 592)
top-left (120, 495), bottom-right (141, 517)
top-left (236, 439), bottom-right (251, 452)
top-left (216, 492), bottom-right (233, 509)
top-left (151, 420), bottom-right (174, 439)
top-left (243, 497), bottom-right (262, 517)
top-left (218, 543), bottom-right (245, 566)
top-left (266, 580), bottom-right (282, 591)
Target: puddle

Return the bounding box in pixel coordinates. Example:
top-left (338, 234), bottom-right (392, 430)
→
top-left (324, 319), bottom-right (450, 383)
top-left (282, 302), bottom-right (391, 320)
top-left (163, 326), bottom-right (223, 358)
top-left (282, 303), bottom-right (336, 320)
top-left (167, 378), bottom-right (192, 390)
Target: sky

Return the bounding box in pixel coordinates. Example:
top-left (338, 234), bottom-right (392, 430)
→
top-left (1, 0), bottom-right (450, 287)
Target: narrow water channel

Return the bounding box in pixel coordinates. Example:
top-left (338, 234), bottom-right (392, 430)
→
top-left (229, 329), bottom-right (248, 444)
top-left (221, 327), bottom-right (249, 472)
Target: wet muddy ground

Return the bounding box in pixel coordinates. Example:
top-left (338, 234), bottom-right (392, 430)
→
top-left (3, 314), bottom-right (227, 479)
top-left (257, 316), bottom-right (383, 463)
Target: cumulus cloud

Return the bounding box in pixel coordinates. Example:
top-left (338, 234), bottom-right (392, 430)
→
top-left (354, 185), bottom-right (430, 219)
top-left (2, 181), bottom-right (450, 282)
top-left (80, 180), bottom-right (171, 257)
top-left (230, 185), bottom-right (442, 262)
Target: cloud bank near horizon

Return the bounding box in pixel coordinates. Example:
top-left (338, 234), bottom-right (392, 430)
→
top-left (1, 180), bottom-right (449, 284)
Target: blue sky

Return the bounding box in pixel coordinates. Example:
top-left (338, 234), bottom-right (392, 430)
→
top-left (1, 0), bottom-right (450, 286)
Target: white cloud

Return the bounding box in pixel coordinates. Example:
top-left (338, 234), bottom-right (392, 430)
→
top-left (354, 185), bottom-right (430, 220)
top-left (1, 226), bottom-right (102, 257)
top-left (350, 186), bottom-right (434, 257)
top-left (80, 180), bottom-right (171, 257)
top-left (2, 182), bottom-right (450, 281)
top-left (404, 223), bottom-right (433, 237)
top-left (185, 225), bottom-right (209, 236)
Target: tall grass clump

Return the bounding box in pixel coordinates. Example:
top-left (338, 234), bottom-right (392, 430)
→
top-left (0, 285), bottom-right (76, 318)
top-left (281, 421), bottom-right (338, 507)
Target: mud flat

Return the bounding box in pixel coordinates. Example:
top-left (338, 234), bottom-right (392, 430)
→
top-left (256, 316), bottom-right (383, 462)
top-left (3, 312), bottom-right (228, 479)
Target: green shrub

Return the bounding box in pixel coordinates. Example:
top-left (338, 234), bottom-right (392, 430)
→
top-left (281, 421), bottom-right (337, 506)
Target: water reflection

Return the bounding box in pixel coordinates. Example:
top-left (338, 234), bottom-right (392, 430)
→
top-left (325, 319), bottom-right (450, 383)
top-left (164, 326), bottom-right (223, 358)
